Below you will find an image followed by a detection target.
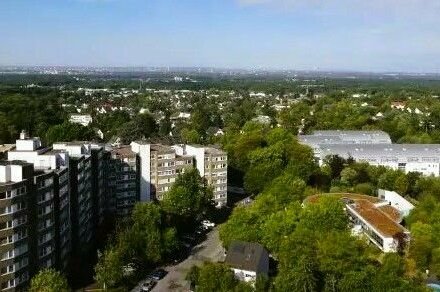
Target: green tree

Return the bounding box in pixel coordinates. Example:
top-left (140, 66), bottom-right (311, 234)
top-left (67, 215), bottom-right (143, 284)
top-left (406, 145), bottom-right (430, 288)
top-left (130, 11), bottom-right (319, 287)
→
top-left (29, 269), bottom-right (69, 292)
top-left (46, 121), bottom-right (98, 144)
top-left (161, 167), bottom-right (213, 219)
top-left (409, 222), bottom-right (434, 269)
top-left (94, 247), bottom-right (124, 290)
top-left (195, 263), bottom-right (238, 292)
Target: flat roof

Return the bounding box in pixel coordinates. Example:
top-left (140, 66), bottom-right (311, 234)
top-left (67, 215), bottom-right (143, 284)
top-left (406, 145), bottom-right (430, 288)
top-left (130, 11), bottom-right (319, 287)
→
top-left (348, 199), bottom-right (407, 238)
top-left (305, 193), bottom-right (407, 238)
top-left (150, 144), bottom-right (174, 153)
top-left (299, 130), bottom-right (392, 145)
top-left (312, 130), bottom-right (390, 136)
top-left (317, 144), bottom-right (440, 160)
top-left (378, 205), bottom-right (401, 222)
top-left (304, 193), bottom-right (382, 204)
top-left (110, 145), bottom-right (136, 157)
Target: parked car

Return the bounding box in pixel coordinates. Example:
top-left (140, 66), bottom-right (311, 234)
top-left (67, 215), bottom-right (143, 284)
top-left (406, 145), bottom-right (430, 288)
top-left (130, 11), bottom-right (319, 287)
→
top-left (202, 220), bottom-right (215, 228)
top-left (195, 226), bottom-right (207, 236)
top-left (141, 279), bottom-right (156, 292)
top-left (149, 269), bottom-right (167, 281)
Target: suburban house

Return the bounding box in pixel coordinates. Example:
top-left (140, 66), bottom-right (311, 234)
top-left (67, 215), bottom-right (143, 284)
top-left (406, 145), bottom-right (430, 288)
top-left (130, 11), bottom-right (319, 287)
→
top-left (69, 114), bottom-right (93, 127)
top-left (224, 241), bottom-right (269, 283)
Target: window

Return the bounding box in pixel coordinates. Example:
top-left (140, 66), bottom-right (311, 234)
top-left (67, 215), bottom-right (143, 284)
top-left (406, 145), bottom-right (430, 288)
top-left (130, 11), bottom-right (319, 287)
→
top-left (1, 264), bottom-right (14, 275)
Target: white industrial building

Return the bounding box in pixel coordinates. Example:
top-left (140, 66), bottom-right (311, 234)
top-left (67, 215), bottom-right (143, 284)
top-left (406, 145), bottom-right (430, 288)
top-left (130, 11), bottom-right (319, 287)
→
top-left (299, 130), bottom-right (440, 176)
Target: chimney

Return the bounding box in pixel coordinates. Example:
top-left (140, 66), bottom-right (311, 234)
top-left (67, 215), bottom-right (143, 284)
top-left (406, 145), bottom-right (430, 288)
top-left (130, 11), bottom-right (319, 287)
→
top-left (19, 130), bottom-right (29, 140)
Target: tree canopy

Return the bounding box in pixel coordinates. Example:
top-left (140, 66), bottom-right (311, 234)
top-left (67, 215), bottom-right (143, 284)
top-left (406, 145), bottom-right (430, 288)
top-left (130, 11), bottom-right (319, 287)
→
top-left (29, 269), bottom-right (70, 292)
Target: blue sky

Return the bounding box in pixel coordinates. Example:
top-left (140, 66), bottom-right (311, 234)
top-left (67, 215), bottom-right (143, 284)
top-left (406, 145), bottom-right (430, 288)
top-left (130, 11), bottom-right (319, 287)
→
top-left (1, 0), bottom-right (440, 72)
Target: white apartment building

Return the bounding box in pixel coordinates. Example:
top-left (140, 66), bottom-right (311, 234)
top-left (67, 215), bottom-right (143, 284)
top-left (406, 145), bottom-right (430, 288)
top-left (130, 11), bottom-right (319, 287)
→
top-left (129, 142), bottom-right (228, 206)
top-left (107, 146), bottom-right (139, 217)
top-left (0, 132), bottom-right (72, 290)
top-left (173, 145), bottom-right (228, 207)
top-left (130, 142), bottom-right (193, 202)
top-left (316, 144), bottom-right (440, 176)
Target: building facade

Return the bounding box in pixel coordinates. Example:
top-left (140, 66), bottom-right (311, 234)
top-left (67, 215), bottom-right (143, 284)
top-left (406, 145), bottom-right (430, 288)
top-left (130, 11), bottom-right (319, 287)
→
top-left (173, 145), bottom-right (228, 207)
top-left (0, 158), bottom-right (70, 291)
top-left (130, 142), bottom-right (194, 202)
top-left (106, 146), bottom-right (139, 217)
top-left (299, 130), bottom-right (440, 177)
top-left (52, 142), bottom-right (105, 252)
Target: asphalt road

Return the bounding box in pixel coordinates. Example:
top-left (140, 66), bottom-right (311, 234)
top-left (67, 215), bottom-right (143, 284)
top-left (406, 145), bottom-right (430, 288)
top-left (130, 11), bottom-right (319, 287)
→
top-left (131, 227), bottom-right (224, 292)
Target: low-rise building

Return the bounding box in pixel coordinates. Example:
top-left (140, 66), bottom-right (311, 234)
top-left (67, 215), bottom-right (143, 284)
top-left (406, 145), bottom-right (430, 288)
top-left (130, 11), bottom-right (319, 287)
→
top-left (378, 189), bottom-right (415, 217)
top-left (305, 193), bottom-right (410, 253)
top-left (299, 130), bottom-right (440, 177)
top-left (69, 114), bottom-right (93, 127)
top-left (315, 144), bottom-right (440, 176)
top-left (225, 241), bottom-right (269, 283)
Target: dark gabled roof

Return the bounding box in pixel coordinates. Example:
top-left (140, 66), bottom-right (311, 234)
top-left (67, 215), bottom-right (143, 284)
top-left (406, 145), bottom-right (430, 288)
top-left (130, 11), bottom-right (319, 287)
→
top-left (225, 241), bottom-right (267, 272)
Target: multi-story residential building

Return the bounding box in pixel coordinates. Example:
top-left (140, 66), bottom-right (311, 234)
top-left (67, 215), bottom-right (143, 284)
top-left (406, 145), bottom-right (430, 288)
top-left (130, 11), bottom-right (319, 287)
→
top-left (106, 146), bottom-right (139, 217)
top-left (0, 161), bottom-right (36, 291)
top-left (52, 142), bottom-right (105, 253)
top-left (173, 145), bottom-right (228, 207)
top-left (130, 142), bottom-right (193, 202)
top-left (0, 133), bottom-right (71, 291)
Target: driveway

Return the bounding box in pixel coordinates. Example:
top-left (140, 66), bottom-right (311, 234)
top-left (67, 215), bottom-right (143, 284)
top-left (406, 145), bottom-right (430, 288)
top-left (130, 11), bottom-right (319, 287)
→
top-left (131, 227), bottom-right (224, 292)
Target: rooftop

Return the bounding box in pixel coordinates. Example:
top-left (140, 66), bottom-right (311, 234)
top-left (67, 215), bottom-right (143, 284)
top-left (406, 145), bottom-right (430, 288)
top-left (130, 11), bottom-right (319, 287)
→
top-left (0, 144), bottom-right (15, 153)
top-left (305, 193), bottom-right (407, 238)
top-left (317, 144), bottom-right (440, 160)
top-left (304, 193), bottom-right (382, 204)
top-left (299, 130), bottom-right (392, 145)
top-left (225, 241), bottom-right (268, 272)
top-left (150, 144), bottom-right (174, 153)
top-left (377, 205), bottom-right (401, 222)
top-left (110, 145), bottom-right (136, 157)
top-left (347, 199), bottom-right (408, 238)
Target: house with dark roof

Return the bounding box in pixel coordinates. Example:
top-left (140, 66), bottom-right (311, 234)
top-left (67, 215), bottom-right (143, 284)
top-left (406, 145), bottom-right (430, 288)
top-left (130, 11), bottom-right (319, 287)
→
top-left (224, 241), bottom-right (269, 283)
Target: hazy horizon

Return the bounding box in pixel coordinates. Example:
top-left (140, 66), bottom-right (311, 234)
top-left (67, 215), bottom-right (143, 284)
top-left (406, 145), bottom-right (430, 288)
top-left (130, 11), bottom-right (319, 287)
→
top-left (2, 0), bottom-right (440, 73)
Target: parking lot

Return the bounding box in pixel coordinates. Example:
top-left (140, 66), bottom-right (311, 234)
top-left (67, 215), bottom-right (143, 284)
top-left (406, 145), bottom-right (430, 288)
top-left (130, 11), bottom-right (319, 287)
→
top-left (131, 227), bottom-right (225, 292)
